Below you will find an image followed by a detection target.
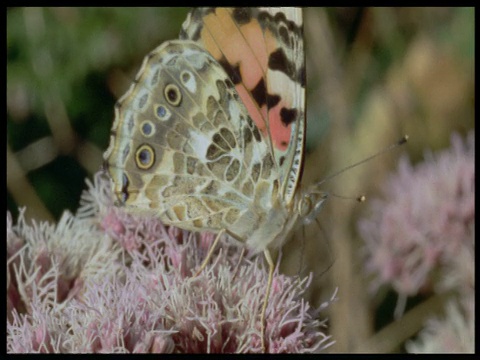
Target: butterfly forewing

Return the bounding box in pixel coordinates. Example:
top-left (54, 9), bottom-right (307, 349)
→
top-left (180, 7), bottom-right (306, 206)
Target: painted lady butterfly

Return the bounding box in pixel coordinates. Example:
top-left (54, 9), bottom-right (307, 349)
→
top-left (103, 7), bottom-right (328, 351)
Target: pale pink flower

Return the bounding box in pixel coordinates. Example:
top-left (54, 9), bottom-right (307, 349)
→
top-left (358, 131), bottom-right (474, 353)
top-left (358, 131), bottom-right (474, 296)
top-left (7, 173), bottom-right (333, 353)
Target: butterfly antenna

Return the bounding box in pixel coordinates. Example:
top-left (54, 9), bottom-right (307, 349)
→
top-left (328, 193), bottom-right (367, 203)
top-left (316, 135), bottom-right (408, 187)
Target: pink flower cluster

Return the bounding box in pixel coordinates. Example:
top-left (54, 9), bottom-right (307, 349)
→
top-left (358, 131), bottom-right (474, 353)
top-left (358, 131), bottom-right (474, 296)
top-left (7, 173), bottom-right (333, 353)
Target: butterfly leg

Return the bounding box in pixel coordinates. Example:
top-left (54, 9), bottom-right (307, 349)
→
top-left (193, 229), bottom-right (225, 277)
top-left (260, 249), bottom-right (274, 353)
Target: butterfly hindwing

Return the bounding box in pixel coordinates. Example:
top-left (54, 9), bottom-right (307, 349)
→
top-left (105, 40), bottom-right (277, 232)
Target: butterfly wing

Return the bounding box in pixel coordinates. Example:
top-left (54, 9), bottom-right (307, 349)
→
top-left (104, 40), bottom-right (276, 233)
top-left (180, 7), bottom-right (306, 206)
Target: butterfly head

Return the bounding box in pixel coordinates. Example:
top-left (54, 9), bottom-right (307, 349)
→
top-left (297, 185), bottom-right (329, 226)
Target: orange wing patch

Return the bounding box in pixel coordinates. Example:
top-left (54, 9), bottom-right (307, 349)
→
top-left (180, 7), bottom-right (305, 205)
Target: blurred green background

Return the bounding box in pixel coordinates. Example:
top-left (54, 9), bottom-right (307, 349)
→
top-left (7, 8), bottom-right (190, 222)
top-left (6, 7), bottom-right (474, 353)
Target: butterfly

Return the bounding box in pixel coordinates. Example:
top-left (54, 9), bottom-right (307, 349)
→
top-left (103, 7), bottom-right (328, 352)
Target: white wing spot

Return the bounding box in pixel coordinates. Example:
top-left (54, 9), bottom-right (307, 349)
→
top-left (181, 70), bottom-right (197, 93)
top-left (188, 129), bottom-right (211, 163)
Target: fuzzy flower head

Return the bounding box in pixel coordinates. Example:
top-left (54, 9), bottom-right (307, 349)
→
top-left (358, 131), bottom-right (474, 296)
top-left (7, 173), bottom-right (334, 353)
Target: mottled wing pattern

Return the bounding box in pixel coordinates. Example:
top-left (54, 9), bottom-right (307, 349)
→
top-left (180, 7), bottom-right (305, 205)
top-left (104, 40), bottom-right (276, 233)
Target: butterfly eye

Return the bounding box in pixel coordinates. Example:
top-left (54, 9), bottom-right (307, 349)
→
top-left (164, 84), bottom-right (182, 106)
top-left (298, 195), bottom-right (312, 218)
top-left (135, 144), bottom-right (155, 170)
